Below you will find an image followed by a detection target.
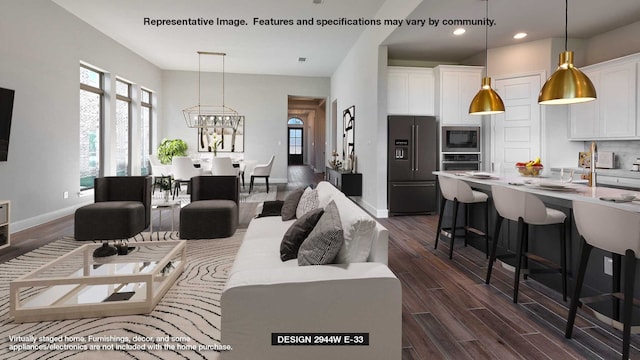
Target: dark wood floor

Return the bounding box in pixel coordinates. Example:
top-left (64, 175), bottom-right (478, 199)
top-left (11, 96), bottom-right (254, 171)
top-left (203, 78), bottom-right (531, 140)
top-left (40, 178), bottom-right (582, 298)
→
top-left (3, 165), bottom-right (638, 359)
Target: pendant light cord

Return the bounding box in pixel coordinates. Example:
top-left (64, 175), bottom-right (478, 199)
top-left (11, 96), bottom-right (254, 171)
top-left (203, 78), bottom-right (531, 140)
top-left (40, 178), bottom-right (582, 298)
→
top-left (485, 0), bottom-right (489, 72)
top-left (564, 0), bottom-right (568, 51)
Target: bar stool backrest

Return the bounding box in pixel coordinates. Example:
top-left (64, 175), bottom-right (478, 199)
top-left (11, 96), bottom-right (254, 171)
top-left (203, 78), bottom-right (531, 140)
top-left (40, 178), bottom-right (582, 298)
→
top-left (439, 176), bottom-right (475, 203)
top-left (491, 185), bottom-right (549, 225)
top-left (573, 200), bottom-right (640, 256)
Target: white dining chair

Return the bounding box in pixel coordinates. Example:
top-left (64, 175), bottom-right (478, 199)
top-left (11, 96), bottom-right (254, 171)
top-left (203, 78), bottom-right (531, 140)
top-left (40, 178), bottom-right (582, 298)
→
top-left (211, 157), bottom-right (240, 176)
top-left (487, 185), bottom-right (568, 303)
top-left (566, 200), bottom-right (640, 360)
top-left (249, 155), bottom-right (275, 193)
top-left (171, 156), bottom-right (201, 199)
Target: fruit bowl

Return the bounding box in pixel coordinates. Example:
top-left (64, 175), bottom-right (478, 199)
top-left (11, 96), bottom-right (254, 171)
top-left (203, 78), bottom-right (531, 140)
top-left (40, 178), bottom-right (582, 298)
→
top-left (516, 165), bottom-right (543, 177)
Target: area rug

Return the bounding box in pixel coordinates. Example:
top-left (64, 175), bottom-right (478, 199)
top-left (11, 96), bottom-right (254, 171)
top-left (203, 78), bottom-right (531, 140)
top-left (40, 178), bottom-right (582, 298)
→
top-left (0, 230), bottom-right (244, 359)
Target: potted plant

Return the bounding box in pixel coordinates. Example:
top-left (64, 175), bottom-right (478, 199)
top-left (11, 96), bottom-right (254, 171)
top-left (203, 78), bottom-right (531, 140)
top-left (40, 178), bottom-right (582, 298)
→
top-left (157, 139), bottom-right (188, 165)
top-left (159, 177), bottom-right (172, 202)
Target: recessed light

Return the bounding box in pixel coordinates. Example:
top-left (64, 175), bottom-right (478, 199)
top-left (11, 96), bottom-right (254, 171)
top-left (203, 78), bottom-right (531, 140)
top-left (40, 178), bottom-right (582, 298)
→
top-left (453, 28), bottom-right (466, 36)
top-left (513, 32), bottom-right (528, 39)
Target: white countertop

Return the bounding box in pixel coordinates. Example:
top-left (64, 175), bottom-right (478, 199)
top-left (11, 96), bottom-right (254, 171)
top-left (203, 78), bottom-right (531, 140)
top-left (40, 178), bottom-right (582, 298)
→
top-left (434, 171), bottom-right (640, 213)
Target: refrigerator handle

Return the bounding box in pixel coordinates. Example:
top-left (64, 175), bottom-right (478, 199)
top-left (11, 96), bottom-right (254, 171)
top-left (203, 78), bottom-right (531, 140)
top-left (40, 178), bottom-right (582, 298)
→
top-left (415, 125), bottom-right (419, 172)
top-left (410, 125), bottom-right (415, 171)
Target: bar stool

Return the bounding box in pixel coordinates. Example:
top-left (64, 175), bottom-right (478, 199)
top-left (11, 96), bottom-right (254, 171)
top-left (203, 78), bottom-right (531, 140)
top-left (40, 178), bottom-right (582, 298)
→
top-left (435, 176), bottom-right (489, 260)
top-left (566, 200), bottom-right (640, 360)
top-left (485, 185), bottom-right (567, 303)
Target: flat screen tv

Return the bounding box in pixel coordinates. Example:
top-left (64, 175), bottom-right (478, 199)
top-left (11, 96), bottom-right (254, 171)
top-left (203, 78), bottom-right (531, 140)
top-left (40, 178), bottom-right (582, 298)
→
top-left (0, 87), bottom-right (15, 161)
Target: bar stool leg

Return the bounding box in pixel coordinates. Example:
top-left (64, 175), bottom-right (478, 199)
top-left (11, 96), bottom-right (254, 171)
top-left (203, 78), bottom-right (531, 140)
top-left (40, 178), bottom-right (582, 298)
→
top-left (513, 217), bottom-right (526, 303)
top-left (560, 220), bottom-right (567, 301)
top-left (565, 238), bottom-right (593, 339)
top-left (435, 195), bottom-right (447, 250)
top-left (449, 198), bottom-right (459, 260)
top-left (484, 201), bottom-right (490, 259)
top-left (464, 204), bottom-right (469, 247)
top-left (523, 223), bottom-right (530, 281)
top-left (613, 253), bottom-right (622, 321)
top-left (622, 249), bottom-right (636, 360)
top-left (485, 215), bottom-right (504, 284)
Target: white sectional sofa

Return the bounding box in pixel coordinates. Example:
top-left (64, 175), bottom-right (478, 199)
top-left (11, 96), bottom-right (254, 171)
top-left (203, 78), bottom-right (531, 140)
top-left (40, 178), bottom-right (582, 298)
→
top-left (221, 181), bottom-right (401, 360)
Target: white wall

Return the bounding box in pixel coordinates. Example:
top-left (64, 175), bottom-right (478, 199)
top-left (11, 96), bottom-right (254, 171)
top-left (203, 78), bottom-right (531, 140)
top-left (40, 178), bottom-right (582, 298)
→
top-left (161, 71), bottom-right (329, 183)
top-left (0, 0), bottom-right (162, 231)
top-left (483, 38), bottom-right (583, 169)
top-left (586, 20), bottom-right (640, 65)
top-left (330, 0), bottom-right (421, 217)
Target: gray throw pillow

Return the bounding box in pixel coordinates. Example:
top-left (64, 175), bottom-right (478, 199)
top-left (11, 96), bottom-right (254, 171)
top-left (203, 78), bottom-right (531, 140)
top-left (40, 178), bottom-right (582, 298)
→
top-left (280, 208), bottom-right (325, 261)
top-left (296, 187), bottom-right (319, 219)
top-left (298, 200), bottom-right (344, 266)
top-left (281, 188), bottom-right (305, 221)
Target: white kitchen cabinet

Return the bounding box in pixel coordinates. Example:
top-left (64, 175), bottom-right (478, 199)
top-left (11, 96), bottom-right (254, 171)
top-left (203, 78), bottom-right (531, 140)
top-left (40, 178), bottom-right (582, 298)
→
top-left (569, 55), bottom-right (638, 140)
top-left (387, 67), bottom-right (434, 115)
top-left (434, 65), bottom-right (483, 126)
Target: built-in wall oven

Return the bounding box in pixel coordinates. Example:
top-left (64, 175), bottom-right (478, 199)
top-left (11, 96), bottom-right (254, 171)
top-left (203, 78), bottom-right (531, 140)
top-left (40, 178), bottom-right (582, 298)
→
top-left (441, 126), bottom-right (480, 153)
top-left (441, 153), bottom-right (481, 171)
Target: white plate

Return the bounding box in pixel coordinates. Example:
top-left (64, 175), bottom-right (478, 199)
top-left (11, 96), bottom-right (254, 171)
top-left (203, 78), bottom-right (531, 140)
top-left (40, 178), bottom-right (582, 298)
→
top-left (536, 182), bottom-right (568, 189)
top-left (464, 172), bottom-right (496, 179)
top-left (536, 184), bottom-right (577, 192)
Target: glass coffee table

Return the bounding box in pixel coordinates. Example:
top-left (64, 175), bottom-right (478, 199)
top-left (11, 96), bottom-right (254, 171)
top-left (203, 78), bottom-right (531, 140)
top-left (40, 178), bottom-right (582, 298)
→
top-left (10, 240), bottom-right (186, 323)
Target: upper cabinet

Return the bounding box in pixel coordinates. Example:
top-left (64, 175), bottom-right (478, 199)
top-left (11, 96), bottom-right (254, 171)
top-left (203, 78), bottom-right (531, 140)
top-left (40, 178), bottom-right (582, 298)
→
top-left (387, 67), bottom-right (435, 116)
top-left (569, 54), bottom-right (639, 140)
top-left (434, 65), bottom-right (483, 126)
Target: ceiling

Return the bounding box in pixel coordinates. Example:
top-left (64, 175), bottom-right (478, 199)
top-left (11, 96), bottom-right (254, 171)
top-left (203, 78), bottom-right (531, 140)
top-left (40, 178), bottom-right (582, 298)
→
top-left (53, 0), bottom-right (640, 76)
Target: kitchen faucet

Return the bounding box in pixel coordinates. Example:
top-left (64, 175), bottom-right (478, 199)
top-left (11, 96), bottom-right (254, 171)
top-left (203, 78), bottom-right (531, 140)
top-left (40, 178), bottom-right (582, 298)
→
top-left (588, 141), bottom-right (597, 187)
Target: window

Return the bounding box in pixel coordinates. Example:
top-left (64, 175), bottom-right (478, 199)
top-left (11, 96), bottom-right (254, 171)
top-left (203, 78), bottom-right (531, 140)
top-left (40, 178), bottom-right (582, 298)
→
top-left (79, 65), bottom-right (103, 191)
top-left (288, 117), bottom-right (303, 125)
top-left (141, 89), bottom-right (152, 176)
top-left (115, 79), bottom-right (131, 176)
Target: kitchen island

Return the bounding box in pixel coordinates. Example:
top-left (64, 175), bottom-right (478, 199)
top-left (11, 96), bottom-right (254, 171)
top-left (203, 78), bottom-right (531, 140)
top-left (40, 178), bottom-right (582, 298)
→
top-left (433, 171), bottom-right (640, 309)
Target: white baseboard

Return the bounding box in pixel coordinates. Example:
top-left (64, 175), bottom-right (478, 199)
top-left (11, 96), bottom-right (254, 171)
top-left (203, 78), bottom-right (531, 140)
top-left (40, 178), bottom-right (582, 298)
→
top-left (10, 201), bottom-right (91, 233)
top-left (350, 197), bottom-right (388, 219)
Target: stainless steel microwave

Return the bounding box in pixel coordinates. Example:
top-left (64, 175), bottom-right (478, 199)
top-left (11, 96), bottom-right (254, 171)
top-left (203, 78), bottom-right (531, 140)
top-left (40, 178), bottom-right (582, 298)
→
top-left (441, 126), bottom-right (480, 153)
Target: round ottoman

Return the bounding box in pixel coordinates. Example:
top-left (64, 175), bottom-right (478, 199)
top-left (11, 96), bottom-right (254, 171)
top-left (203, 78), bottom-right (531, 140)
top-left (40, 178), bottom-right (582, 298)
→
top-left (180, 200), bottom-right (238, 239)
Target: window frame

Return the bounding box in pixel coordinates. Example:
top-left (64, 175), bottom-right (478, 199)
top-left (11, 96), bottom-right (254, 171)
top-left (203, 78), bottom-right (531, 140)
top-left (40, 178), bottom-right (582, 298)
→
top-left (141, 88), bottom-right (153, 176)
top-left (115, 78), bottom-right (132, 176)
top-left (79, 64), bottom-right (104, 192)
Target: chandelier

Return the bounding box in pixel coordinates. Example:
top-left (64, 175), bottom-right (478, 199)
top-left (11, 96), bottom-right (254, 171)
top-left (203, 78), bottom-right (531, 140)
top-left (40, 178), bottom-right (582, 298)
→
top-left (183, 51), bottom-right (244, 129)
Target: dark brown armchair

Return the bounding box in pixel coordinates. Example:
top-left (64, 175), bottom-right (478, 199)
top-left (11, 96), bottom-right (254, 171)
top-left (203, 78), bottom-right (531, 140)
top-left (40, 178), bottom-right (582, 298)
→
top-left (74, 176), bottom-right (152, 240)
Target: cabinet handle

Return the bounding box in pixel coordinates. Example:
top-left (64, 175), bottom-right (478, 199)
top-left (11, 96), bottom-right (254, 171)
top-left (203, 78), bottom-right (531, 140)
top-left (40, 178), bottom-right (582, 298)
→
top-left (415, 125), bottom-right (419, 171)
top-left (410, 125), bottom-right (415, 171)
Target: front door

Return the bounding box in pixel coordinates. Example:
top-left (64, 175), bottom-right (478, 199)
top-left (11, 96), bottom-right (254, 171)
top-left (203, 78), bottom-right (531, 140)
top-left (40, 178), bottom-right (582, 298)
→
top-left (288, 127), bottom-right (303, 165)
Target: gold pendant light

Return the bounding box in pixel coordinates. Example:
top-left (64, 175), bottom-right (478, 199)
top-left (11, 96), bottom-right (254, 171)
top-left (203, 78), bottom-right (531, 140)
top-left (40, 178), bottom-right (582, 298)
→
top-left (469, 0), bottom-right (505, 115)
top-left (538, 0), bottom-right (596, 105)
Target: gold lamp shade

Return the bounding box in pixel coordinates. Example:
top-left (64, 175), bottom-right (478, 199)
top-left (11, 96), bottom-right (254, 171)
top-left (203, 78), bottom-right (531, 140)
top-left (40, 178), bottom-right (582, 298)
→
top-left (469, 77), bottom-right (505, 115)
top-left (538, 51), bottom-right (596, 105)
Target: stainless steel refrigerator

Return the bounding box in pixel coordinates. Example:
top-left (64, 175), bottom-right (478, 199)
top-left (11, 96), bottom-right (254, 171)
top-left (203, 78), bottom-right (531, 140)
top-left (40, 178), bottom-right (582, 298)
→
top-left (388, 115), bottom-right (438, 215)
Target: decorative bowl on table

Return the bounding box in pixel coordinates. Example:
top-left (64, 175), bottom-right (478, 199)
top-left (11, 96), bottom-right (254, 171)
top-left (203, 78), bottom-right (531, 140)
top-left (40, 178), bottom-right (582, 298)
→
top-left (516, 165), bottom-right (543, 177)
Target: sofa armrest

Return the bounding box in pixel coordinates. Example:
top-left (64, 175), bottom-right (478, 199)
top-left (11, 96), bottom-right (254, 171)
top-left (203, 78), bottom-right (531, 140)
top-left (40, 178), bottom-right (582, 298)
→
top-left (221, 263), bottom-right (401, 360)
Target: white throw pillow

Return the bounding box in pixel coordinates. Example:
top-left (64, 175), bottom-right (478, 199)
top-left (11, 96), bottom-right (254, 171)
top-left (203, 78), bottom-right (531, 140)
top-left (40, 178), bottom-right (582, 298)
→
top-left (331, 195), bottom-right (376, 263)
top-left (296, 187), bottom-right (319, 219)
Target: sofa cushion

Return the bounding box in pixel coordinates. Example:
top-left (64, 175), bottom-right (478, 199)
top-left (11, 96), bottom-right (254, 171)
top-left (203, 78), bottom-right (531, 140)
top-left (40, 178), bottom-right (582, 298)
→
top-left (296, 187), bottom-right (319, 219)
top-left (298, 200), bottom-right (344, 266)
top-left (331, 195), bottom-right (377, 263)
top-left (258, 200), bottom-right (284, 218)
top-left (280, 208), bottom-right (325, 261)
top-left (281, 188), bottom-right (304, 221)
